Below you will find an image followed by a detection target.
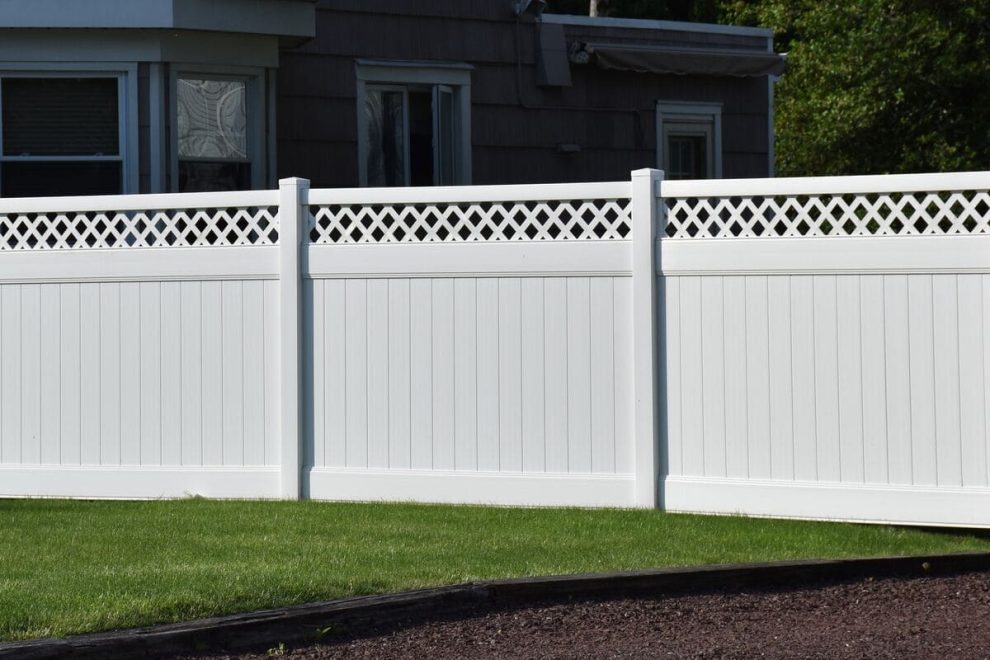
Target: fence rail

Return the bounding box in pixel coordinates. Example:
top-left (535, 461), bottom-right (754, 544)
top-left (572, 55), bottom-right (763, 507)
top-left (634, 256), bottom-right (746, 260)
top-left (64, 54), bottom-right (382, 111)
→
top-left (1, 170), bottom-right (988, 527)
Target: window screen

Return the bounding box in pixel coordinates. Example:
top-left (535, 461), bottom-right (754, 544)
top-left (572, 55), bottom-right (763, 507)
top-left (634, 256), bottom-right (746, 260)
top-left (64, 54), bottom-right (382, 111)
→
top-left (2, 77), bottom-right (119, 157)
top-left (0, 76), bottom-right (123, 197)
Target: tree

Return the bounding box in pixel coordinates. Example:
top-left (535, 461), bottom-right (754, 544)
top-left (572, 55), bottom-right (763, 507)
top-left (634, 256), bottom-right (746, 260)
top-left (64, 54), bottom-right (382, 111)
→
top-left (723, 0), bottom-right (990, 175)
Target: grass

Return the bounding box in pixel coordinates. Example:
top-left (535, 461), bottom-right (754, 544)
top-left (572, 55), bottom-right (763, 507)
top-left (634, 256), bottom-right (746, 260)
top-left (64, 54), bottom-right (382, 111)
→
top-left (1, 498), bottom-right (989, 641)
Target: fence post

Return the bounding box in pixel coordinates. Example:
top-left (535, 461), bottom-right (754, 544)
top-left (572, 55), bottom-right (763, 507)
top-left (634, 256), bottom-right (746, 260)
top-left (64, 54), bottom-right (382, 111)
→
top-left (278, 177), bottom-right (309, 500)
top-left (631, 168), bottom-right (663, 508)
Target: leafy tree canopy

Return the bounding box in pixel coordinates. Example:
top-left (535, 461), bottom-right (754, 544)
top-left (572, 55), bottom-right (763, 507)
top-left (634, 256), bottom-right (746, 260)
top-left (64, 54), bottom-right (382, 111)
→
top-left (548, 0), bottom-right (990, 176)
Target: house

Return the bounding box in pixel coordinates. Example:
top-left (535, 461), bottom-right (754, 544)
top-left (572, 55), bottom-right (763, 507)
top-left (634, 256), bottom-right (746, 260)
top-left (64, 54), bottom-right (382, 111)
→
top-left (0, 0), bottom-right (783, 197)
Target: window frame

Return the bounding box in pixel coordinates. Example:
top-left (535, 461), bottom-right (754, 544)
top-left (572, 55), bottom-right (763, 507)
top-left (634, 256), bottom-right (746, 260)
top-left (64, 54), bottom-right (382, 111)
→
top-left (656, 101), bottom-right (722, 179)
top-left (356, 60), bottom-right (472, 187)
top-left (169, 64), bottom-right (266, 192)
top-left (0, 63), bottom-right (138, 196)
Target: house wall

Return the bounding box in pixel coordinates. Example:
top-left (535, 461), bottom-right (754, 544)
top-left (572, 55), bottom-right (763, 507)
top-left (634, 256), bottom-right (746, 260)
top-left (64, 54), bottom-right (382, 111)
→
top-left (276, 1), bottom-right (774, 187)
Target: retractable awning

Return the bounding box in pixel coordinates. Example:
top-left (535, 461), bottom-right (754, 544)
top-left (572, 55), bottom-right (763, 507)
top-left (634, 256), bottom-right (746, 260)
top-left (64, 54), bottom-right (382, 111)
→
top-left (582, 43), bottom-right (786, 77)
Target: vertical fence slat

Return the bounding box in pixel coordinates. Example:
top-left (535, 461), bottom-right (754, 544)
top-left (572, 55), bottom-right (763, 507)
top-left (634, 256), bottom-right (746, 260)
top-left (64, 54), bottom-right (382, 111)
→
top-left (79, 284), bottom-right (100, 466)
top-left (907, 275), bottom-right (936, 486)
top-left (160, 282), bottom-right (182, 466)
top-left (221, 281), bottom-right (244, 467)
top-left (883, 275), bottom-right (913, 484)
top-left (543, 277), bottom-right (568, 473)
top-left (118, 283), bottom-right (141, 466)
top-left (813, 275), bottom-right (840, 482)
top-left (138, 282), bottom-right (162, 466)
top-left (21, 285), bottom-right (41, 464)
top-left (521, 278), bottom-right (546, 473)
top-left (932, 274), bottom-right (962, 487)
top-left (613, 277), bottom-right (635, 475)
top-left (60, 283), bottom-right (81, 465)
top-left (303, 280), bottom-right (319, 469)
top-left (1, 287), bottom-right (21, 465)
top-left (678, 276), bottom-right (704, 477)
top-left (498, 277), bottom-right (523, 472)
top-left (263, 280), bottom-right (280, 468)
top-left (744, 276), bottom-right (771, 480)
top-left (566, 277), bottom-right (592, 474)
top-left (409, 279), bottom-right (432, 469)
top-left (367, 279), bottom-right (391, 469)
top-left (860, 275), bottom-right (888, 484)
top-left (836, 275), bottom-right (865, 484)
top-left (590, 277), bottom-right (616, 474)
top-left (476, 278), bottom-right (500, 471)
top-left (431, 278), bottom-right (456, 471)
top-left (767, 276), bottom-right (794, 481)
top-left (958, 275), bottom-right (987, 487)
top-left (661, 277), bottom-right (682, 478)
top-left (701, 276), bottom-right (726, 478)
top-left (345, 279), bottom-right (369, 468)
top-left (242, 280), bottom-right (266, 466)
top-left (790, 275), bottom-right (817, 481)
top-left (179, 282), bottom-right (202, 466)
top-left (723, 276), bottom-right (748, 479)
top-left (324, 280), bottom-right (347, 467)
top-left (387, 279), bottom-right (411, 469)
top-left (98, 284), bottom-right (120, 466)
top-left (200, 282), bottom-right (223, 466)
top-left (454, 279), bottom-right (478, 471)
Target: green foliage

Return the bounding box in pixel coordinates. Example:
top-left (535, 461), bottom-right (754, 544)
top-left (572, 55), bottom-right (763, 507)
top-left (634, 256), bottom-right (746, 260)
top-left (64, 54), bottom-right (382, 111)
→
top-left (724, 0), bottom-right (990, 175)
top-left (2, 499), bottom-right (989, 640)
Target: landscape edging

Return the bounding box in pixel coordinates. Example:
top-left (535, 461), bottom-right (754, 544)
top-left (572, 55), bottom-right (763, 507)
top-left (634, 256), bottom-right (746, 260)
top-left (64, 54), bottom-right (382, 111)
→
top-left (3, 552), bottom-right (989, 659)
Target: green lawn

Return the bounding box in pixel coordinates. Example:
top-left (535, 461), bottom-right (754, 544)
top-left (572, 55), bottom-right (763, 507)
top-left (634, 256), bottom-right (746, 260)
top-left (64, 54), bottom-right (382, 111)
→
top-left (1, 498), bottom-right (989, 641)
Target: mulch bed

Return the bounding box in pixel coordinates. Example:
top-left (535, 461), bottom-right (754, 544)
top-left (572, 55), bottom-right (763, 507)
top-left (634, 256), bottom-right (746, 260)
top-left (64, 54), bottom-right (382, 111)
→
top-left (194, 571), bottom-right (990, 659)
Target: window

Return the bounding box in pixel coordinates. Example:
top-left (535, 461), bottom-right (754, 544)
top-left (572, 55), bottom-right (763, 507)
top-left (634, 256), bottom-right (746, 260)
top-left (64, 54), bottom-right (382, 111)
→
top-left (0, 74), bottom-right (127, 197)
top-left (656, 102), bottom-right (722, 180)
top-left (173, 71), bottom-right (264, 192)
top-left (357, 61), bottom-right (471, 187)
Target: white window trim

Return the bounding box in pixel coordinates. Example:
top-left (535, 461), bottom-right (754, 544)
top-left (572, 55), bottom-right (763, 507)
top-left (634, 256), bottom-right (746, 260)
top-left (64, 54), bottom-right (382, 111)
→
top-left (169, 64), bottom-right (266, 192)
top-left (0, 62), bottom-right (139, 195)
top-left (656, 101), bottom-right (722, 179)
top-left (355, 59), bottom-right (472, 187)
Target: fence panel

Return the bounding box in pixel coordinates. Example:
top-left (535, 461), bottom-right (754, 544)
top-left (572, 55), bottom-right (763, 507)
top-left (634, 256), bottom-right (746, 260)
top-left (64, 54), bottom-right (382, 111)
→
top-left (0, 191), bottom-right (282, 499)
top-left (302, 183), bottom-right (638, 507)
top-left (660, 172), bottom-right (990, 526)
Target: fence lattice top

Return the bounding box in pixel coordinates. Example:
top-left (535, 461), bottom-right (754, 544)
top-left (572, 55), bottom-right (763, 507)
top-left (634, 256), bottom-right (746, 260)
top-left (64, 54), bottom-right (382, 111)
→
top-left (0, 206), bottom-right (279, 249)
top-left (663, 189), bottom-right (990, 239)
top-left (308, 199), bottom-right (632, 244)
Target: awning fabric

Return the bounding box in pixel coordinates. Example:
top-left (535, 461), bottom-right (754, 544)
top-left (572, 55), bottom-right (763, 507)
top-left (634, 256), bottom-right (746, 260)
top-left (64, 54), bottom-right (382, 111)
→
top-left (586, 43), bottom-right (786, 77)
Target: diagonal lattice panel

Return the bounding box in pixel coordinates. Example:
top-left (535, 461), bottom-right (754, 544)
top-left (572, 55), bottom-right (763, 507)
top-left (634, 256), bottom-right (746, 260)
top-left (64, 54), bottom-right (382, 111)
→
top-left (663, 190), bottom-right (990, 238)
top-left (0, 206), bottom-right (280, 249)
top-left (308, 199), bottom-right (633, 243)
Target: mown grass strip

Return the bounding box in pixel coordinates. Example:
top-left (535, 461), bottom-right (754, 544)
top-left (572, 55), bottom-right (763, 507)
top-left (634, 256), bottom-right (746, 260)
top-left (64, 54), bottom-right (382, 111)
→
top-left (2, 498), bottom-right (988, 641)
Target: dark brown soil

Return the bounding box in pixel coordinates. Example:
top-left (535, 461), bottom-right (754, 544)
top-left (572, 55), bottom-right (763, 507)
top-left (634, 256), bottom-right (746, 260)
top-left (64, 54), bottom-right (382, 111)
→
top-left (195, 571), bottom-right (990, 659)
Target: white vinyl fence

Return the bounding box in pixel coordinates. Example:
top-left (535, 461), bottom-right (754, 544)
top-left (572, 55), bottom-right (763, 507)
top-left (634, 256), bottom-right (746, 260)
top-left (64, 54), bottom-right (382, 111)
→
top-left (659, 172), bottom-right (990, 527)
top-left (0, 170), bottom-right (988, 526)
